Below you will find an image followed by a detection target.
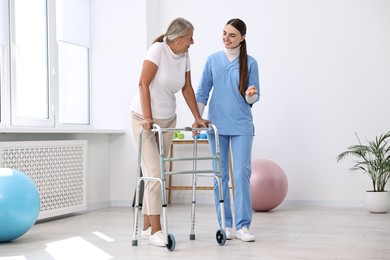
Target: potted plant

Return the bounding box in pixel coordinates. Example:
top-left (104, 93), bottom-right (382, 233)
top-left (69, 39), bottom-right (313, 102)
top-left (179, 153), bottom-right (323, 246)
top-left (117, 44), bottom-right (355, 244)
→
top-left (336, 131), bottom-right (390, 213)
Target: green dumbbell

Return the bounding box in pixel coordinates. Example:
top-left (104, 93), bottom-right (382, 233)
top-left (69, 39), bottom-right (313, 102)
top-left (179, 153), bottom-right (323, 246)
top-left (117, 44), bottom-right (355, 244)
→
top-left (174, 131), bottom-right (184, 139)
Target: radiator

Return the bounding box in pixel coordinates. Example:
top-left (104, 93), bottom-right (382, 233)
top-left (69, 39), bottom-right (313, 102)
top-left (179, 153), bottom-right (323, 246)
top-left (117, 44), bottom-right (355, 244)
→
top-left (0, 140), bottom-right (87, 220)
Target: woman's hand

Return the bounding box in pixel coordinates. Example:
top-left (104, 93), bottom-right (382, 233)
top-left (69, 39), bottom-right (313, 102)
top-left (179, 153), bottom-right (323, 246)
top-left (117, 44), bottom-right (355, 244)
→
top-left (142, 118), bottom-right (154, 131)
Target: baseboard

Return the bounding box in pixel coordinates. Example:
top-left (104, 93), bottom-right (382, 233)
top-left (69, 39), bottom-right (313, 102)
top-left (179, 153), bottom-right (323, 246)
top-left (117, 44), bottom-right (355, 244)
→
top-left (87, 201), bottom-right (111, 211)
top-left (110, 200), bottom-right (133, 207)
top-left (87, 199), bottom-right (365, 211)
top-left (281, 200), bottom-right (364, 208)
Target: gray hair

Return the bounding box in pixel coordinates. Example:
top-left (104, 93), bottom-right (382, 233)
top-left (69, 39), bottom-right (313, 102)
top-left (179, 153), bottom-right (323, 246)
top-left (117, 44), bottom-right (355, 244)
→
top-left (153, 17), bottom-right (194, 44)
top-left (164, 17), bottom-right (194, 43)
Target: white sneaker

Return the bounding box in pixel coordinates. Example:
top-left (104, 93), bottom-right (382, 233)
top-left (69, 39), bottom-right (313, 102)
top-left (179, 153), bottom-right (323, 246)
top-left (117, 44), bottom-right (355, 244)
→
top-left (141, 227), bottom-right (151, 238)
top-left (225, 227), bottom-right (233, 240)
top-left (235, 227), bottom-right (255, 242)
top-left (149, 230), bottom-right (165, 247)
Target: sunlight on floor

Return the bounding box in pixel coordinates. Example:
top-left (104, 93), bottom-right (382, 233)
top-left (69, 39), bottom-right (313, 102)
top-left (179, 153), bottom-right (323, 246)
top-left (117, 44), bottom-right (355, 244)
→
top-left (45, 236), bottom-right (113, 260)
top-left (92, 231), bottom-right (115, 242)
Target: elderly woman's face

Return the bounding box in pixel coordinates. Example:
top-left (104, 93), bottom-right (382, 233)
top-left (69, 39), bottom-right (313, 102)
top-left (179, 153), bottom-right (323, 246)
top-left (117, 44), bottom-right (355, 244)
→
top-left (222, 24), bottom-right (245, 49)
top-left (176, 30), bottom-right (194, 53)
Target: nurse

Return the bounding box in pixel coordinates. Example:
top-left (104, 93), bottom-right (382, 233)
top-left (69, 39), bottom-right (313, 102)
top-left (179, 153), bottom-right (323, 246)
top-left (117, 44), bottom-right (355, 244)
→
top-left (196, 18), bottom-right (260, 242)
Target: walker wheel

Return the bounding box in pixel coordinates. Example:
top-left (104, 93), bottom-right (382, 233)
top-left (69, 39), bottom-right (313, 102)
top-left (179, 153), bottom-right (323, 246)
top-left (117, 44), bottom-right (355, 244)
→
top-left (166, 233), bottom-right (176, 251)
top-left (216, 229), bottom-right (226, 246)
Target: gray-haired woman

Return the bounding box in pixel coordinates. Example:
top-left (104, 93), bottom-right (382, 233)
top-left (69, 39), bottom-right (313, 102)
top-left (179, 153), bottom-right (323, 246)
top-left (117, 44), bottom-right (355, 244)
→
top-left (131, 17), bottom-right (208, 247)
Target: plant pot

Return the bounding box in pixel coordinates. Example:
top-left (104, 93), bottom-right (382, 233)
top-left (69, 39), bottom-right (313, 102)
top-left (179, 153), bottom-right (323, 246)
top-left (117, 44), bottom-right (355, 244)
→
top-left (364, 191), bottom-right (390, 213)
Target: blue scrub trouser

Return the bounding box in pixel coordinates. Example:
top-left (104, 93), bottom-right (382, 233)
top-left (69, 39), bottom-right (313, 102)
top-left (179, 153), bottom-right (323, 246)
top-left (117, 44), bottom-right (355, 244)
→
top-left (208, 133), bottom-right (253, 230)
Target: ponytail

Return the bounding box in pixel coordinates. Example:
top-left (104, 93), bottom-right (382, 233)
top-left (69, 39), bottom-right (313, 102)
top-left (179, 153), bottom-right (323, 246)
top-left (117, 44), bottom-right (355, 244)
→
top-left (238, 40), bottom-right (248, 97)
top-left (153, 34), bottom-right (165, 43)
top-left (226, 18), bottom-right (248, 98)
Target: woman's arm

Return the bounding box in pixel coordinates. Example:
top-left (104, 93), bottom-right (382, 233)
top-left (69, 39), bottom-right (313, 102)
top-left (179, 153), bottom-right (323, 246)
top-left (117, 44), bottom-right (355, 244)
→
top-left (246, 59), bottom-right (260, 104)
top-left (138, 60), bottom-right (158, 130)
top-left (182, 71), bottom-right (209, 129)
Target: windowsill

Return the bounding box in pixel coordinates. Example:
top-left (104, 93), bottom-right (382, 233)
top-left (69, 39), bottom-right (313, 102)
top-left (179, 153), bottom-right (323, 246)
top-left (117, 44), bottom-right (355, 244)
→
top-left (0, 127), bottom-right (126, 134)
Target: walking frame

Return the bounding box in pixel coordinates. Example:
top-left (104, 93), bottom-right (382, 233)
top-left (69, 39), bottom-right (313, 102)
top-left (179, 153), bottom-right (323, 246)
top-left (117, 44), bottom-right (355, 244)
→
top-left (131, 124), bottom-right (227, 251)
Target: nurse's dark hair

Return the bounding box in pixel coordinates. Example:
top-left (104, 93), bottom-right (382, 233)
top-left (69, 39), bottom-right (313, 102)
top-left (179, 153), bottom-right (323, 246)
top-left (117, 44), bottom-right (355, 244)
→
top-left (154, 17), bottom-right (194, 44)
top-left (226, 18), bottom-right (248, 98)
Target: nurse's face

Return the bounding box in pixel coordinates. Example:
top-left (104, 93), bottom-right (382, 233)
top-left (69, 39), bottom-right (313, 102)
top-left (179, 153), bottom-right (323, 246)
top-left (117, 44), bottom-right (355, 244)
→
top-left (222, 24), bottom-right (245, 49)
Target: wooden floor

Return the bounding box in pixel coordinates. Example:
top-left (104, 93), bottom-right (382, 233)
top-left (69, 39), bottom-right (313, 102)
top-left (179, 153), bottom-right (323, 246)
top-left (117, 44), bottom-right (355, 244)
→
top-left (1, 204), bottom-right (389, 260)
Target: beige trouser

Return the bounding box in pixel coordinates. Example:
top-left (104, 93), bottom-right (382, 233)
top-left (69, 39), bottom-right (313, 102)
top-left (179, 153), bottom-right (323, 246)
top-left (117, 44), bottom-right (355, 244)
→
top-left (131, 111), bottom-right (176, 215)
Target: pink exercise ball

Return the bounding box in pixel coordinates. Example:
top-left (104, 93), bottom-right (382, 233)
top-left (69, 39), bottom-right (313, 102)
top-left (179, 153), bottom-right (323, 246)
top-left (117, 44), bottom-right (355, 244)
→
top-left (250, 159), bottom-right (288, 212)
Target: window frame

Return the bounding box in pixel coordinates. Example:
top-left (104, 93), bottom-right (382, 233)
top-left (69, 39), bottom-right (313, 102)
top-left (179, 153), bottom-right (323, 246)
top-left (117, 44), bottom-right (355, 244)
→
top-left (0, 0), bottom-right (9, 127)
top-left (1, 0), bottom-right (91, 129)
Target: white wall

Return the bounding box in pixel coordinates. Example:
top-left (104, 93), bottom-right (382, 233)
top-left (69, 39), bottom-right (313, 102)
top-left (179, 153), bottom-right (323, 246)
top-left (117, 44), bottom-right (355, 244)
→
top-left (150, 0), bottom-right (390, 206)
top-left (91, 0), bottom-right (147, 206)
top-left (91, 0), bottom-right (390, 208)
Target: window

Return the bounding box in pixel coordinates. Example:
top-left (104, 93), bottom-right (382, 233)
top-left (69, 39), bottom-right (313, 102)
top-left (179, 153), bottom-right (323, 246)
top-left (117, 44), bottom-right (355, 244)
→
top-left (58, 41), bottom-right (90, 124)
top-left (56, 0), bottom-right (91, 125)
top-left (10, 0), bottom-right (51, 126)
top-left (1, 0), bottom-right (91, 128)
top-left (0, 0), bottom-right (8, 125)
top-left (0, 47), bottom-right (3, 124)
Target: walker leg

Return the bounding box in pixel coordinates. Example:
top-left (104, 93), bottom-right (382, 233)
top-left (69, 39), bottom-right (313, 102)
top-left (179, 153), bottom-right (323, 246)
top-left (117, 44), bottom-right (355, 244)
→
top-left (190, 138), bottom-right (199, 240)
top-left (161, 178), bottom-right (176, 251)
top-left (132, 127), bottom-right (144, 246)
top-left (158, 132), bottom-right (176, 251)
top-left (190, 175), bottom-right (197, 240)
top-left (132, 178), bottom-right (143, 246)
top-left (215, 175), bottom-right (226, 246)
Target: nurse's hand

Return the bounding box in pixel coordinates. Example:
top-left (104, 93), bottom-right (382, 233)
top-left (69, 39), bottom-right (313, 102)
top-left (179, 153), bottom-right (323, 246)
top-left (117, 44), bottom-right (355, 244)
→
top-left (246, 86), bottom-right (257, 96)
top-left (192, 118), bottom-right (210, 136)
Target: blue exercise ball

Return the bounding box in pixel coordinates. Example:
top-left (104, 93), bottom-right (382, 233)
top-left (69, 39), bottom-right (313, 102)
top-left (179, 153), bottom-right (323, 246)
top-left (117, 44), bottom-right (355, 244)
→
top-left (0, 168), bottom-right (40, 242)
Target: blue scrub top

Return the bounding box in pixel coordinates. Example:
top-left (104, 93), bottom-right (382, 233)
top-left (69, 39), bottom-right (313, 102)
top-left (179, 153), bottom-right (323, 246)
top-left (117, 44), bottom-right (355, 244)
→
top-left (196, 51), bottom-right (260, 136)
